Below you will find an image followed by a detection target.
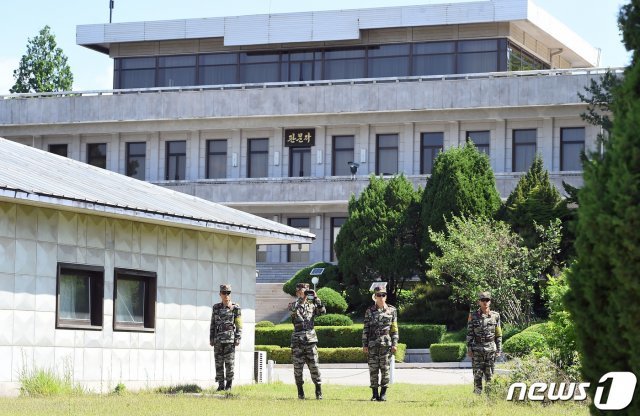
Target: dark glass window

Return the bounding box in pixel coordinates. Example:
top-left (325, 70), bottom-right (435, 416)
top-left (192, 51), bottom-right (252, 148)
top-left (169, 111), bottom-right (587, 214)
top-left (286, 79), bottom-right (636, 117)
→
top-left (240, 53), bottom-right (280, 83)
top-left (421, 132), bottom-right (444, 174)
top-left (113, 268), bottom-right (156, 332)
top-left (118, 57), bottom-right (156, 89)
top-left (165, 140), bottom-right (186, 180)
top-left (87, 143), bottom-right (107, 169)
top-left (507, 43), bottom-right (549, 71)
top-left (206, 139), bottom-right (227, 179)
top-left (376, 134), bottom-right (399, 175)
top-left (248, 138), bottom-right (269, 178)
top-left (199, 53), bottom-right (239, 85)
top-left (56, 263), bottom-right (103, 330)
top-left (368, 44), bottom-right (410, 78)
top-left (330, 217), bottom-right (346, 262)
top-left (284, 51), bottom-right (321, 82)
top-left (412, 41), bottom-right (455, 76)
top-left (290, 147), bottom-right (311, 177)
top-left (126, 142), bottom-right (146, 180)
top-left (287, 218), bottom-right (310, 263)
top-left (467, 131), bottom-right (491, 156)
top-left (324, 48), bottom-right (366, 80)
top-left (158, 55), bottom-right (196, 87)
top-left (561, 127), bottom-right (585, 171)
top-left (457, 40), bottom-right (499, 74)
top-left (48, 144), bottom-right (68, 157)
top-left (256, 244), bottom-right (267, 262)
top-left (512, 129), bottom-right (537, 172)
top-left (332, 135), bottom-right (355, 176)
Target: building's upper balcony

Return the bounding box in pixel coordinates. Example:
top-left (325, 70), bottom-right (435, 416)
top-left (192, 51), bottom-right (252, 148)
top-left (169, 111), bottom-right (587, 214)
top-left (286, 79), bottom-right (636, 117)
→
top-left (0, 68), bottom-right (618, 131)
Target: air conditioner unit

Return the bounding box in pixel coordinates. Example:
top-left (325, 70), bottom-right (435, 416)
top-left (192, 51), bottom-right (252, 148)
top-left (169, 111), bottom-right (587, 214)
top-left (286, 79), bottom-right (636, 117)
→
top-left (254, 351), bottom-right (266, 383)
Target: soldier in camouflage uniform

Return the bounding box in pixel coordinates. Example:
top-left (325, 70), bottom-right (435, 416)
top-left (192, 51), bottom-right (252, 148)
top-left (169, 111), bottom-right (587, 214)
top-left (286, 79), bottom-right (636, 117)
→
top-left (466, 291), bottom-right (502, 394)
top-left (210, 284), bottom-right (242, 392)
top-left (362, 284), bottom-right (399, 402)
top-left (289, 282), bottom-right (326, 400)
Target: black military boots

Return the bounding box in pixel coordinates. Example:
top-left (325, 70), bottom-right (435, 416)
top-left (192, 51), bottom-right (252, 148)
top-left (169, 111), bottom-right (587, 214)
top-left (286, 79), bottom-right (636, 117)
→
top-left (315, 383), bottom-right (322, 400)
top-left (216, 381), bottom-right (225, 392)
top-left (225, 380), bottom-right (233, 391)
top-left (379, 387), bottom-right (387, 401)
top-left (371, 387), bottom-right (379, 401)
top-left (297, 383), bottom-right (305, 399)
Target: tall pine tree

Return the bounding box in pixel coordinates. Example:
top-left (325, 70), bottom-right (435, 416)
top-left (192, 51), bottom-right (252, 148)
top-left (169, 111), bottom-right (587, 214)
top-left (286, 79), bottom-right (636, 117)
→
top-left (566, 1), bottom-right (640, 413)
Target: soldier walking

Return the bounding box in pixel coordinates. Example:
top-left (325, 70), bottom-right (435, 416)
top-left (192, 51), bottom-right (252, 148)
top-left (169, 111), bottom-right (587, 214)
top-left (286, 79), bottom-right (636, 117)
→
top-left (289, 282), bottom-right (326, 400)
top-left (362, 283), bottom-right (399, 402)
top-left (210, 284), bottom-right (242, 391)
top-left (466, 291), bottom-right (502, 394)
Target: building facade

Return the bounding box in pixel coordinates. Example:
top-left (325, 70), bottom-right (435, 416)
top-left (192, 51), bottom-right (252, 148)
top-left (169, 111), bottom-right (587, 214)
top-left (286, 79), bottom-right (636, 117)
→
top-left (0, 138), bottom-right (311, 394)
top-left (0, 0), bottom-right (614, 274)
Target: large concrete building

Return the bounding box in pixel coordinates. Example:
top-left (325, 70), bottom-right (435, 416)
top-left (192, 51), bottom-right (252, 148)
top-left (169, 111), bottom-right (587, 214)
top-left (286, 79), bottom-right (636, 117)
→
top-left (0, 0), bottom-right (616, 280)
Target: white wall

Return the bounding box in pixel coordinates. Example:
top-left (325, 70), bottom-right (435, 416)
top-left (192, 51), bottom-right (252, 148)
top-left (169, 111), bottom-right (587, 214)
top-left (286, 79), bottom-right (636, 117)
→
top-left (0, 201), bottom-right (256, 395)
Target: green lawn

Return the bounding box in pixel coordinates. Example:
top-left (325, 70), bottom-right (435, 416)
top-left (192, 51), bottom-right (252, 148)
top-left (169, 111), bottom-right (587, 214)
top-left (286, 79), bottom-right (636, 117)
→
top-left (0, 383), bottom-right (588, 416)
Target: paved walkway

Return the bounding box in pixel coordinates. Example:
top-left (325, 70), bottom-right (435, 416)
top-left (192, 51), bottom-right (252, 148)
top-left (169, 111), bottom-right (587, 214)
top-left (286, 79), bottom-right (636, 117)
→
top-left (271, 364), bottom-right (475, 385)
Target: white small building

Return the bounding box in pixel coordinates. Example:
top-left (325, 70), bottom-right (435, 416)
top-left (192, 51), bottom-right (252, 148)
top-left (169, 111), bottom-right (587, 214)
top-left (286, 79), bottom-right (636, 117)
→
top-left (0, 137), bottom-right (313, 395)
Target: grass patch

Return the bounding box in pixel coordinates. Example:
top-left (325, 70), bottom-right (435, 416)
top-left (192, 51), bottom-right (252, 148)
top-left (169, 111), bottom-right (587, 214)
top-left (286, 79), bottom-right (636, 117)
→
top-left (0, 382), bottom-right (588, 416)
top-left (18, 366), bottom-right (84, 397)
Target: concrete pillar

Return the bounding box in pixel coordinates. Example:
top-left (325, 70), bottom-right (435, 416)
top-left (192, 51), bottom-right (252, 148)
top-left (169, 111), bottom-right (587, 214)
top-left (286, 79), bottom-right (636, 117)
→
top-left (541, 117), bottom-right (554, 171)
top-left (272, 128), bottom-right (284, 178)
top-left (359, 124), bottom-right (371, 176)
top-left (445, 121), bottom-right (460, 149)
top-left (148, 132), bottom-right (160, 182)
top-left (109, 133), bottom-right (119, 173)
top-left (188, 130), bottom-right (200, 180)
top-left (494, 119), bottom-right (506, 173)
top-left (231, 129), bottom-right (241, 179)
top-left (401, 122), bottom-right (415, 175)
top-left (314, 126), bottom-right (326, 177)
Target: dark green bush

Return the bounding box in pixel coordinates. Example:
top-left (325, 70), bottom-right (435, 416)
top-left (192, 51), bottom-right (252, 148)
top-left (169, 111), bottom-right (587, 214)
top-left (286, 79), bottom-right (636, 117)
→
top-left (316, 287), bottom-right (347, 314)
top-left (430, 343), bottom-right (466, 362)
top-left (314, 314), bottom-right (353, 326)
top-left (256, 344), bottom-right (406, 363)
top-left (282, 262), bottom-right (342, 296)
top-left (255, 320), bottom-right (275, 328)
top-left (255, 324), bottom-right (444, 348)
top-left (503, 331), bottom-right (548, 357)
top-left (501, 323), bottom-right (523, 343)
top-left (398, 284), bottom-right (470, 330)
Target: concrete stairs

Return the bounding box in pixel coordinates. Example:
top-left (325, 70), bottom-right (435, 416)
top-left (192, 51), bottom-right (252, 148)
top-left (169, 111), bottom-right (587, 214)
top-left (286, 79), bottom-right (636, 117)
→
top-left (256, 262), bottom-right (307, 283)
top-left (255, 283), bottom-right (295, 324)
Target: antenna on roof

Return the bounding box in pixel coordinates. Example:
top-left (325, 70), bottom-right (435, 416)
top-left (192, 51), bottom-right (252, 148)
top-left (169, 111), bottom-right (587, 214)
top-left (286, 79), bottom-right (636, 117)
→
top-left (109, 0), bottom-right (115, 23)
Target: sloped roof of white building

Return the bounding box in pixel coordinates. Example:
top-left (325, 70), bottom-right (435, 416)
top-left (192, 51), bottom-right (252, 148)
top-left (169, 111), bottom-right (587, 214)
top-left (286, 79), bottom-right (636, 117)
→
top-left (77, 0), bottom-right (598, 67)
top-left (0, 138), bottom-right (314, 244)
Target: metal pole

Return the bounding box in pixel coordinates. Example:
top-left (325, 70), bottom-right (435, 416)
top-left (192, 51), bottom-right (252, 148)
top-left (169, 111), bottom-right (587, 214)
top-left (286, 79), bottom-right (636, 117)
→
top-left (109, 0), bottom-right (114, 23)
top-left (390, 354), bottom-right (395, 384)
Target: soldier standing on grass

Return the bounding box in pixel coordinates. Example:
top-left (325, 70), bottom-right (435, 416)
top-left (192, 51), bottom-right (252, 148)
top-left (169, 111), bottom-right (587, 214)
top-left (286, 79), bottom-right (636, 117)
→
top-left (466, 291), bottom-right (502, 394)
top-left (210, 284), bottom-right (242, 392)
top-left (362, 283), bottom-right (399, 402)
top-left (289, 282), bottom-right (326, 400)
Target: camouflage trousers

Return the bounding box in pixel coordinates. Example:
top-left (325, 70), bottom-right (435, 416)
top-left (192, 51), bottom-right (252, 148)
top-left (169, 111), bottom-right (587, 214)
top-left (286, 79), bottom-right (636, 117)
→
top-left (367, 345), bottom-right (392, 388)
top-left (471, 350), bottom-right (496, 393)
top-left (214, 342), bottom-right (236, 383)
top-left (292, 342), bottom-right (322, 385)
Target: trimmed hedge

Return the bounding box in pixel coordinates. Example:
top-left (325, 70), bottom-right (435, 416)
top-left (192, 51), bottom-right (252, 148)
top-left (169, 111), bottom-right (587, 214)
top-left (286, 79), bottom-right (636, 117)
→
top-left (503, 331), bottom-right (548, 357)
top-left (256, 344), bottom-right (407, 363)
top-left (255, 321), bottom-right (275, 328)
top-left (314, 314), bottom-right (353, 326)
top-left (316, 287), bottom-right (348, 314)
top-left (430, 343), bottom-right (466, 362)
top-left (255, 324), bottom-right (445, 348)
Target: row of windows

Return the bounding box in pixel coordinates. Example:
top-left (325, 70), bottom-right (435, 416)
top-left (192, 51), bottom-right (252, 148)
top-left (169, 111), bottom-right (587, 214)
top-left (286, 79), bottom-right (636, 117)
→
top-left (49, 128), bottom-right (585, 179)
top-left (57, 263), bottom-right (156, 332)
top-left (114, 39), bottom-right (549, 89)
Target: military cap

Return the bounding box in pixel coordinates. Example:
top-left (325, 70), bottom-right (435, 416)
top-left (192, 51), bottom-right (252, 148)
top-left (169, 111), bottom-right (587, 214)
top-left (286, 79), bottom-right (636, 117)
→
top-left (369, 282), bottom-right (388, 293)
top-left (295, 282), bottom-right (310, 290)
top-left (220, 284), bottom-right (232, 292)
top-left (478, 291), bottom-right (491, 300)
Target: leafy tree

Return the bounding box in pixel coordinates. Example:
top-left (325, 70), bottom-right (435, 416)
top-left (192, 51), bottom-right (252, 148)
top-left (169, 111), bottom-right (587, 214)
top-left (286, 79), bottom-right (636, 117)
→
top-left (282, 262), bottom-right (341, 296)
top-left (566, 2), bottom-right (640, 413)
top-left (501, 155), bottom-right (564, 249)
top-left (334, 174), bottom-right (421, 307)
top-left (419, 142), bottom-right (501, 270)
top-left (10, 25), bottom-right (73, 93)
top-left (427, 216), bottom-right (561, 326)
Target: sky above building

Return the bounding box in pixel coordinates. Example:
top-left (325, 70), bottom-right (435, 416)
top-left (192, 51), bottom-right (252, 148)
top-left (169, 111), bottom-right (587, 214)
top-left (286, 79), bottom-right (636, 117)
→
top-left (0, 0), bottom-right (630, 95)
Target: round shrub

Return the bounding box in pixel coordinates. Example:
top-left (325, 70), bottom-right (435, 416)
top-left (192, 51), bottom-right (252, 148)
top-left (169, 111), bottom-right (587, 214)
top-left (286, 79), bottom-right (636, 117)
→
top-left (282, 262), bottom-right (341, 296)
top-left (314, 314), bottom-right (353, 326)
top-left (255, 320), bottom-right (275, 328)
top-left (316, 287), bottom-right (348, 314)
top-left (430, 343), bottom-right (466, 362)
top-left (521, 322), bottom-right (552, 339)
top-left (503, 331), bottom-right (548, 357)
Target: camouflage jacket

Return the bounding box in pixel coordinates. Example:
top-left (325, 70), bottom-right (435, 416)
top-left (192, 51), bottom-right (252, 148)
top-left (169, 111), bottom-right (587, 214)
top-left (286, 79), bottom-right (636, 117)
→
top-left (466, 309), bottom-right (502, 353)
top-left (362, 304), bottom-right (399, 347)
top-left (288, 297), bottom-right (326, 344)
top-left (210, 302), bottom-right (242, 344)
